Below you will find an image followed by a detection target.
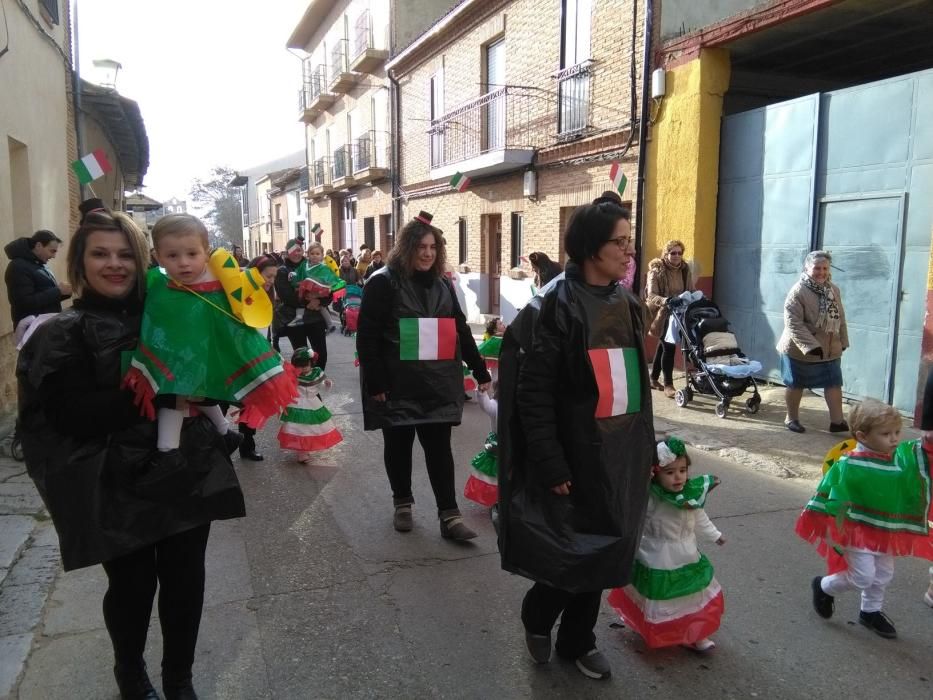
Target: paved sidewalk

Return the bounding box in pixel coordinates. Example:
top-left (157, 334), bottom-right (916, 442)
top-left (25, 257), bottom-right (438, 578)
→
top-left (0, 447), bottom-right (59, 699)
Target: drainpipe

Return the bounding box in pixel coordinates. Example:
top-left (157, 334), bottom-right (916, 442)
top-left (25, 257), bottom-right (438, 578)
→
top-left (633, 0), bottom-right (653, 290)
top-left (388, 68), bottom-right (402, 247)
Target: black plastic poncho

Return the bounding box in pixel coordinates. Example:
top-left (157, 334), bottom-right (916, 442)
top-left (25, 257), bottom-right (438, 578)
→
top-left (498, 263), bottom-right (655, 592)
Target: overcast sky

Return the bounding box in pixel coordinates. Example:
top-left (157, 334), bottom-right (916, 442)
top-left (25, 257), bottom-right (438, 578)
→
top-left (77, 0), bottom-right (308, 202)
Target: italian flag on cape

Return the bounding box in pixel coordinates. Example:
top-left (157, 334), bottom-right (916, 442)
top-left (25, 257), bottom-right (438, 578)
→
top-left (588, 347), bottom-right (641, 417)
top-left (399, 318), bottom-right (457, 360)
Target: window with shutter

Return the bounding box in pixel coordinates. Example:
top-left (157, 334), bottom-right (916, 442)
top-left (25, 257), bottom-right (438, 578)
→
top-left (39, 0), bottom-right (59, 25)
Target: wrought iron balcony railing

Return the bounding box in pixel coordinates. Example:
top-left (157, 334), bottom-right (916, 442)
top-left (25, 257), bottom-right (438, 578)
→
top-left (332, 145), bottom-right (353, 180)
top-left (352, 9), bottom-right (373, 60)
top-left (330, 39), bottom-right (349, 83)
top-left (555, 60), bottom-right (594, 137)
top-left (353, 131), bottom-right (390, 172)
top-left (312, 158), bottom-right (332, 188)
top-left (427, 86), bottom-right (554, 169)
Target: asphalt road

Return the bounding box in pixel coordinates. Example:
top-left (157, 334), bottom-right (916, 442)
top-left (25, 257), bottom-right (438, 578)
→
top-left (15, 332), bottom-right (933, 699)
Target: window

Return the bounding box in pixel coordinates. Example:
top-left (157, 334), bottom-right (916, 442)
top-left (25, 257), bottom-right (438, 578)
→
top-left (363, 217), bottom-right (376, 249)
top-left (558, 0), bottom-right (593, 135)
top-left (484, 39), bottom-right (505, 150)
top-left (458, 218), bottom-right (467, 265)
top-left (510, 213), bottom-right (523, 268)
top-left (39, 0), bottom-right (59, 25)
top-left (296, 221), bottom-right (306, 240)
top-left (429, 72), bottom-right (444, 167)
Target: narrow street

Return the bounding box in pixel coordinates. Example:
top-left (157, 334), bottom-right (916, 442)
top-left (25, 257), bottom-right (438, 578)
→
top-left (10, 332), bottom-right (933, 699)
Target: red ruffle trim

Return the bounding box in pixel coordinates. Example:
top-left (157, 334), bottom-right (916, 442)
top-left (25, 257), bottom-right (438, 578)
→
top-left (607, 588), bottom-right (724, 649)
top-left (464, 475), bottom-right (498, 507)
top-left (122, 366), bottom-right (157, 420)
top-left (278, 428), bottom-right (342, 451)
top-left (795, 510), bottom-right (933, 561)
top-left (238, 370), bottom-right (300, 429)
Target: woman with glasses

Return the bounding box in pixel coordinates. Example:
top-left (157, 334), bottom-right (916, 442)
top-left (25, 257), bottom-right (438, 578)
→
top-left (645, 240), bottom-right (694, 398)
top-left (497, 195), bottom-right (654, 681)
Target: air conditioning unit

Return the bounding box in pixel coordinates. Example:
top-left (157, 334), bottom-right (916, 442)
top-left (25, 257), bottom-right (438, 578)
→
top-left (523, 170), bottom-right (537, 198)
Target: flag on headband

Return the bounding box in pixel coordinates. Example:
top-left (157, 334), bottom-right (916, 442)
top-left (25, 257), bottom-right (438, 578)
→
top-left (71, 150), bottom-right (113, 185)
top-left (609, 162), bottom-right (627, 196)
top-left (449, 172), bottom-right (471, 192)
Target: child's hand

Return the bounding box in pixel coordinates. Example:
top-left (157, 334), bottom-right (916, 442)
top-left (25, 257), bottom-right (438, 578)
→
top-left (716, 536), bottom-right (726, 546)
top-left (323, 378), bottom-right (333, 389)
top-left (551, 481), bottom-right (571, 496)
top-left (175, 396), bottom-right (190, 411)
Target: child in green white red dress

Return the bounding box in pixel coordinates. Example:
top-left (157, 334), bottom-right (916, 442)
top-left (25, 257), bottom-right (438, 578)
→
top-left (278, 348), bottom-right (342, 464)
top-left (608, 438), bottom-right (725, 652)
top-left (463, 318), bottom-right (505, 507)
top-left (798, 399), bottom-right (933, 639)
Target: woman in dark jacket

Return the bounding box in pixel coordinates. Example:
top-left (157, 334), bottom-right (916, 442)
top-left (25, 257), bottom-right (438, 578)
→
top-left (356, 211), bottom-right (491, 540)
top-left (497, 196), bottom-right (654, 680)
top-left (273, 239), bottom-right (332, 367)
top-left (4, 229), bottom-right (72, 326)
top-left (528, 251), bottom-right (563, 289)
top-left (17, 210), bottom-right (245, 700)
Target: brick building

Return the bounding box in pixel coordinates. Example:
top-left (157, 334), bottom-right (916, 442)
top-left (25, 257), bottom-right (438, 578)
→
top-left (390, 0), bottom-right (644, 322)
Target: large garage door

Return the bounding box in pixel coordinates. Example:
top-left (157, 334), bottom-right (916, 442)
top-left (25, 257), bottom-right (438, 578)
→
top-left (714, 68), bottom-right (933, 413)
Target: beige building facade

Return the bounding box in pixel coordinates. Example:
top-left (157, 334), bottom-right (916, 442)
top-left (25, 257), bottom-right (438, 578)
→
top-left (391, 0), bottom-right (644, 323)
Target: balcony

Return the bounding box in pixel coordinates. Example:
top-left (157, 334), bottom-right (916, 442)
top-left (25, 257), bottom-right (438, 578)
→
top-left (298, 64), bottom-right (335, 121)
top-left (428, 86), bottom-right (549, 181)
top-left (352, 130), bottom-right (390, 183)
top-left (309, 158), bottom-right (333, 198)
top-left (329, 39), bottom-right (358, 94)
top-left (555, 60), bottom-right (594, 140)
top-left (331, 145), bottom-right (356, 189)
top-left (350, 9), bottom-right (388, 74)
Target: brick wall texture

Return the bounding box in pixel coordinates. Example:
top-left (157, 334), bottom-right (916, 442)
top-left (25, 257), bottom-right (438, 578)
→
top-left (395, 0), bottom-right (644, 281)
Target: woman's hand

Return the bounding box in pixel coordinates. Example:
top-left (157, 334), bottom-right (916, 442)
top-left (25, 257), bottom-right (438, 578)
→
top-left (306, 297), bottom-right (321, 310)
top-left (716, 536), bottom-right (726, 546)
top-left (551, 481), bottom-right (571, 496)
top-left (477, 382), bottom-right (492, 393)
top-left (371, 392), bottom-right (387, 402)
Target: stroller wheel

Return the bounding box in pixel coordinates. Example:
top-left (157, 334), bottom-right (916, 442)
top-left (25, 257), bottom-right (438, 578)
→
top-left (674, 389), bottom-right (689, 408)
top-left (10, 435), bottom-right (24, 462)
top-left (715, 401), bottom-right (729, 419)
top-left (745, 396), bottom-right (761, 415)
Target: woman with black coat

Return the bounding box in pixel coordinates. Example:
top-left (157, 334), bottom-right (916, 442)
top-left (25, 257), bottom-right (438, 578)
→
top-left (497, 196), bottom-right (655, 680)
top-left (273, 239), bottom-right (332, 367)
top-left (17, 210), bottom-right (245, 700)
top-left (4, 229), bottom-right (72, 326)
top-left (356, 211), bottom-right (491, 540)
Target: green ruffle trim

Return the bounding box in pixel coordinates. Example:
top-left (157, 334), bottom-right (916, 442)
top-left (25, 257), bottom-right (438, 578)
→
top-left (471, 450), bottom-right (498, 478)
top-left (651, 474), bottom-right (718, 510)
top-left (630, 554), bottom-right (714, 601)
top-left (281, 404), bottom-right (332, 424)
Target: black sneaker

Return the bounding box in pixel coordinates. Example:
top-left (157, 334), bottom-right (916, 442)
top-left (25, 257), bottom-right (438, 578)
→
top-left (811, 576), bottom-right (834, 618)
top-left (858, 610), bottom-right (897, 638)
top-left (575, 649), bottom-right (611, 680)
top-left (524, 630), bottom-right (551, 664)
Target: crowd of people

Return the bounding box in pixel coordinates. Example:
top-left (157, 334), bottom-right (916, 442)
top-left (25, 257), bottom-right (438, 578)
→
top-left (5, 194), bottom-right (932, 698)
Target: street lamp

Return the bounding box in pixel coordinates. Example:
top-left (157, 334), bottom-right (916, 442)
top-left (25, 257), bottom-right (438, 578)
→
top-left (92, 58), bottom-right (122, 89)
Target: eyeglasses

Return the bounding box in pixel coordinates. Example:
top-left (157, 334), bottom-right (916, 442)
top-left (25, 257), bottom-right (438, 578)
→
top-left (668, 250), bottom-right (684, 256)
top-left (607, 237), bottom-right (633, 249)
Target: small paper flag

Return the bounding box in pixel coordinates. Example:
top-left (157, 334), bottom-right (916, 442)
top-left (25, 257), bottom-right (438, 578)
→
top-left (609, 161), bottom-right (627, 196)
top-left (71, 149), bottom-right (113, 185)
top-left (449, 172), bottom-right (471, 192)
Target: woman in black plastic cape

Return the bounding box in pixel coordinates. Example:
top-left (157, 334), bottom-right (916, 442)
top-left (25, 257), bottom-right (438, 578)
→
top-left (497, 195), bottom-right (654, 680)
top-left (16, 209), bottom-right (245, 700)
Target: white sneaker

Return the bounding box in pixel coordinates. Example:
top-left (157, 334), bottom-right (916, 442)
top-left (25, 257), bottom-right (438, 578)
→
top-left (923, 590), bottom-right (933, 608)
top-left (683, 638), bottom-right (716, 652)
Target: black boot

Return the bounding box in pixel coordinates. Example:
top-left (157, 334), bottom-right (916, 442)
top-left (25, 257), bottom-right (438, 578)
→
top-left (114, 662), bottom-right (161, 700)
top-left (238, 427), bottom-right (264, 461)
top-left (162, 674), bottom-right (198, 700)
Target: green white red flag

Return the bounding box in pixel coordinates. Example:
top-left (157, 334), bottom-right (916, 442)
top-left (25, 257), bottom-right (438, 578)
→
top-left (450, 172), bottom-right (471, 192)
top-left (399, 318), bottom-right (457, 360)
top-left (71, 149), bottom-right (112, 185)
top-left (589, 347), bottom-right (641, 417)
top-left (609, 161), bottom-right (627, 196)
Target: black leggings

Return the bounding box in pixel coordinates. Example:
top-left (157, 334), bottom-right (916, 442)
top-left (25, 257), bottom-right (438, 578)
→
top-left (283, 322), bottom-right (328, 369)
top-left (521, 583), bottom-right (602, 659)
top-left (382, 423), bottom-right (458, 513)
top-left (651, 341), bottom-right (676, 385)
top-left (101, 524), bottom-right (211, 679)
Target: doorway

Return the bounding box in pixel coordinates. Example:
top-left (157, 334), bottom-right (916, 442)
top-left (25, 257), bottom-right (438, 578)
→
top-left (341, 198), bottom-right (358, 251)
top-left (484, 214), bottom-right (502, 314)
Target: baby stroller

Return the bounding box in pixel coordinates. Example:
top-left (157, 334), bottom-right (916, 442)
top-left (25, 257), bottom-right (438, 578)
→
top-left (342, 284), bottom-right (362, 336)
top-left (666, 296), bottom-right (762, 418)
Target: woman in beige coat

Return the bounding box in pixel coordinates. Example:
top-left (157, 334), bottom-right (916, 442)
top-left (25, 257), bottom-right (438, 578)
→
top-left (776, 250), bottom-right (849, 433)
top-left (645, 240), bottom-right (694, 398)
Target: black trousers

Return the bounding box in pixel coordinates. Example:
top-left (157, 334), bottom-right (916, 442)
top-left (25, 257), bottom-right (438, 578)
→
top-left (651, 340), bottom-right (676, 385)
top-left (101, 524), bottom-right (211, 679)
top-left (521, 582), bottom-right (602, 659)
top-left (382, 423), bottom-right (458, 513)
top-left (283, 322), bottom-right (328, 369)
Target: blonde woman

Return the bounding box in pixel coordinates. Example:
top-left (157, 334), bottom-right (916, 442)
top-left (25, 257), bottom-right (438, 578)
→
top-left (645, 240), bottom-right (694, 397)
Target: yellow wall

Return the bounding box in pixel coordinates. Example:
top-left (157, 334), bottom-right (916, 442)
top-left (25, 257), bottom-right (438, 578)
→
top-left (644, 48), bottom-right (730, 282)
